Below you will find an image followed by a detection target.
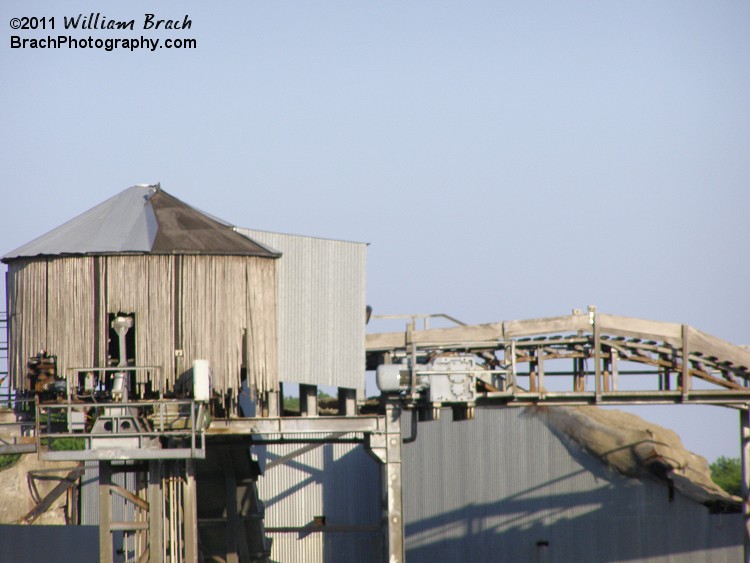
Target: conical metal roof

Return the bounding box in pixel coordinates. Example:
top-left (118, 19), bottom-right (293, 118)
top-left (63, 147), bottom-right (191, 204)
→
top-left (2, 185), bottom-right (280, 261)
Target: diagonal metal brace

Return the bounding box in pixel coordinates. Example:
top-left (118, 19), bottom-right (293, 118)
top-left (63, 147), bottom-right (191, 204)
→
top-left (20, 465), bottom-right (84, 524)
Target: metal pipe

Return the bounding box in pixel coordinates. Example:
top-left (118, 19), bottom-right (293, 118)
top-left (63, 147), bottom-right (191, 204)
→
top-left (402, 408), bottom-right (418, 444)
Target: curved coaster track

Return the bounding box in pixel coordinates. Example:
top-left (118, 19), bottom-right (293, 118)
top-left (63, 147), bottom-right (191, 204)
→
top-left (366, 310), bottom-right (750, 407)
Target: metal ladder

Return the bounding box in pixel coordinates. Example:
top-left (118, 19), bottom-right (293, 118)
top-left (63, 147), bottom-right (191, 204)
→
top-left (0, 312), bottom-right (8, 405)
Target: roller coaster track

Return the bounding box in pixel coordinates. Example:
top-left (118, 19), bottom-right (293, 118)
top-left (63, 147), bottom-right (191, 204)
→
top-left (366, 310), bottom-right (750, 407)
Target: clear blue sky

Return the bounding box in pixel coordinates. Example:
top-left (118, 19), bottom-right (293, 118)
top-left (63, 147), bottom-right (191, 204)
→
top-left (2, 1), bottom-right (749, 462)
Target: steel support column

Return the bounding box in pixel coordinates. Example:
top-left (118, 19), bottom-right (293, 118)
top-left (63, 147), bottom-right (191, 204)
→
top-left (222, 450), bottom-right (240, 563)
top-left (148, 461), bottom-right (164, 563)
top-left (364, 404), bottom-right (404, 562)
top-left (300, 384), bottom-right (318, 417)
top-left (384, 403), bottom-right (404, 563)
top-left (338, 387), bottom-right (357, 416)
top-left (742, 408), bottom-right (750, 563)
top-left (99, 461), bottom-right (112, 563)
top-left (184, 460), bottom-right (198, 563)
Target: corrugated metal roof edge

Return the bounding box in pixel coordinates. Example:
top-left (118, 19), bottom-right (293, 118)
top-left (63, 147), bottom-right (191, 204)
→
top-left (232, 230), bottom-right (283, 257)
top-left (235, 227), bottom-right (370, 247)
top-left (1, 249), bottom-right (281, 263)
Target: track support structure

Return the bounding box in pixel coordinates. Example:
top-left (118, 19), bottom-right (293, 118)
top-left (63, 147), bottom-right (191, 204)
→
top-left (742, 408), bottom-right (750, 563)
top-left (366, 403), bottom-right (405, 563)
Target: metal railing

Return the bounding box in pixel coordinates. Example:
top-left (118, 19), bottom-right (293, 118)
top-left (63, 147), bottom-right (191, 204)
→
top-left (37, 398), bottom-right (207, 460)
top-left (0, 315), bottom-right (38, 452)
top-left (0, 311), bottom-right (9, 405)
top-left (64, 365), bottom-right (166, 400)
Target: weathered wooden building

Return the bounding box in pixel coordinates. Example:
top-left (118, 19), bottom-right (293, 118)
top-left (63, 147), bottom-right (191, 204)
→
top-left (2, 184), bottom-right (280, 408)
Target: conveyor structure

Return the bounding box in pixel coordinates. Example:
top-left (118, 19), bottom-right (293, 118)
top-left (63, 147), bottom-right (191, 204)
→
top-left (4, 308), bottom-right (750, 562)
top-left (367, 308), bottom-right (750, 412)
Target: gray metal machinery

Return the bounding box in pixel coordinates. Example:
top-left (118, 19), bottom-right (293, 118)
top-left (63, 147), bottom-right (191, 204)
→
top-left (111, 315), bottom-right (133, 401)
top-left (33, 314), bottom-right (209, 562)
top-left (88, 316), bottom-right (157, 451)
top-left (376, 353), bottom-right (502, 421)
top-left (370, 307), bottom-right (750, 412)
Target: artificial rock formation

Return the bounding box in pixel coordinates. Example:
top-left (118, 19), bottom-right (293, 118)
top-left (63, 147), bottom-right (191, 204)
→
top-left (535, 405), bottom-right (739, 510)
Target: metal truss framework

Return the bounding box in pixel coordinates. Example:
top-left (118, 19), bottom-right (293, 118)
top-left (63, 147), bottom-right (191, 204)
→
top-left (366, 310), bottom-right (750, 562)
top-left (366, 310), bottom-right (750, 407)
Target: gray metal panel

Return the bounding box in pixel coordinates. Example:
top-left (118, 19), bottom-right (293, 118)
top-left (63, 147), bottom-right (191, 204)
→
top-left (401, 407), bottom-right (742, 562)
top-left (81, 462), bottom-right (144, 562)
top-left (236, 229), bottom-right (367, 394)
top-left (3, 185), bottom-right (158, 259)
top-left (254, 435), bottom-right (381, 563)
top-left (0, 525), bottom-right (99, 562)
top-left (81, 461), bottom-right (100, 525)
top-left (80, 461), bottom-right (137, 526)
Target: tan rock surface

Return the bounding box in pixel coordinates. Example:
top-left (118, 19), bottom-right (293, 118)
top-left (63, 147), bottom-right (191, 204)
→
top-left (0, 454), bottom-right (76, 524)
top-left (535, 405), bottom-right (738, 508)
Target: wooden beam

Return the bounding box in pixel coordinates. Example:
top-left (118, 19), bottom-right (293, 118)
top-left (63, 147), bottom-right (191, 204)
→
top-left (597, 314), bottom-right (682, 345)
top-left (687, 326), bottom-right (750, 374)
top-left (503, 314), bottom-right (589, 338)
top-left (109, 483), bottom-right (149, 511)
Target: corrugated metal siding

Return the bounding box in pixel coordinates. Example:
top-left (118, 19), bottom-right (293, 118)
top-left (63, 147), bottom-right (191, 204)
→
top-left (401, 407), bottom-right (742, 563)
top-left (81, 461), bottom-right (143, 562)
top-left (255, 434), bottom-right (381, 562)
top-left (236, 229), bottom-right (367, 394)
top-left (80, 461), bottom-right (138, 525)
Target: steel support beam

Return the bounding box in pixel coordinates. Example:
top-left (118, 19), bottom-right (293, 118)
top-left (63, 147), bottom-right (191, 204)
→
top-left (682, 324), bottom-right (691, 401)
top-left (594, 314), bottom-right (602, 401)
top-left (99, 462), bottom-right (112, 563)
top-left (208, 415), bottom-right (384, 435)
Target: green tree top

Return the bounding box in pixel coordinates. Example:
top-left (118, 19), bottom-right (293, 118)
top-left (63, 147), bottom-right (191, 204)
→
top-left (710, 456), bottom-right (742, 497)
